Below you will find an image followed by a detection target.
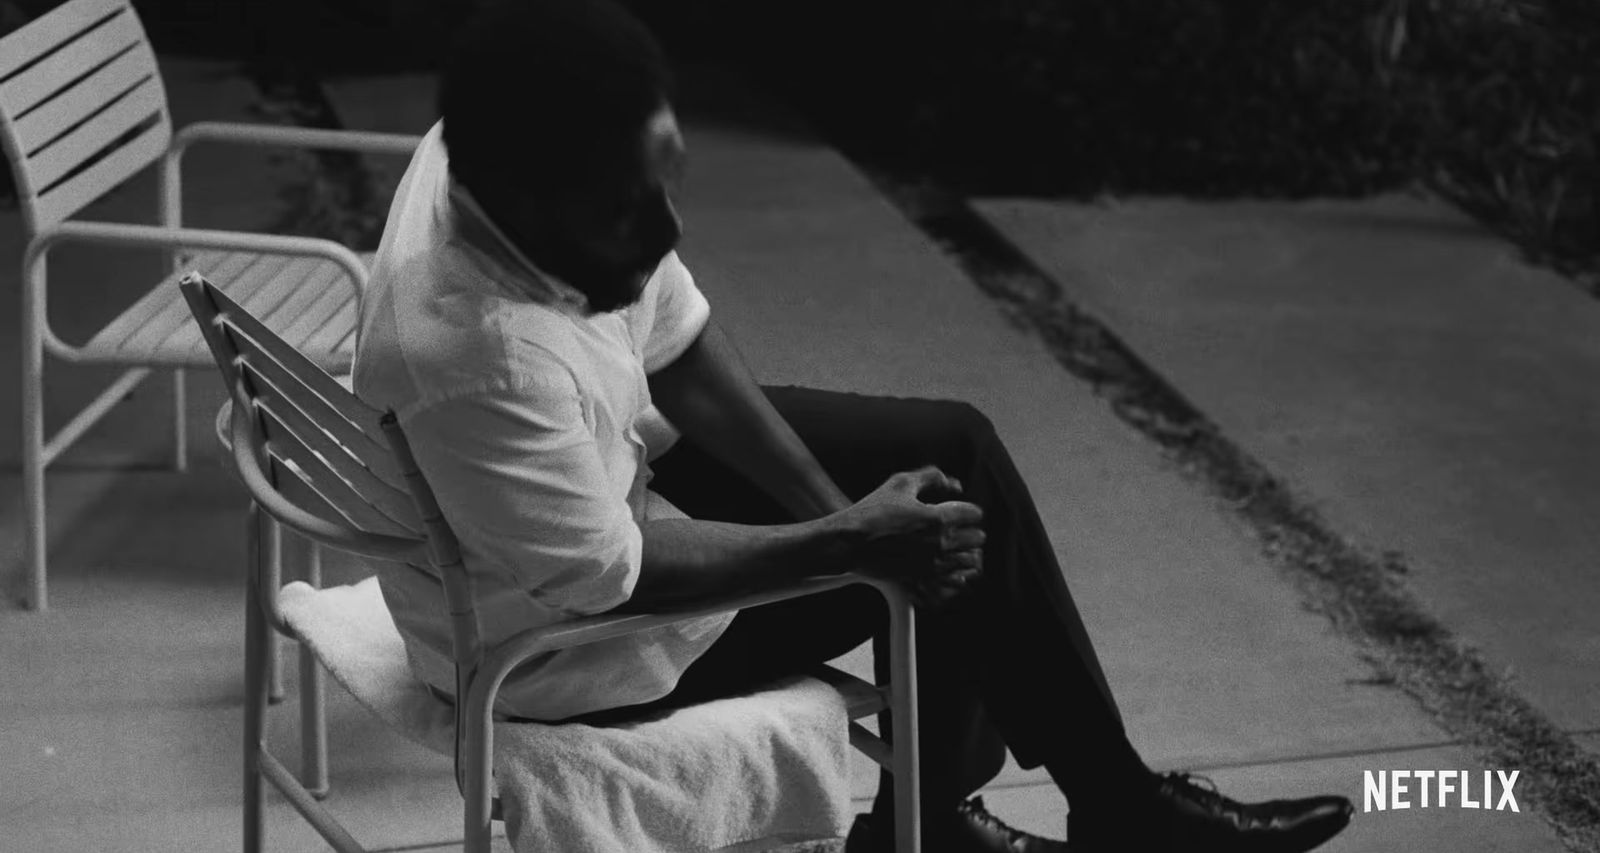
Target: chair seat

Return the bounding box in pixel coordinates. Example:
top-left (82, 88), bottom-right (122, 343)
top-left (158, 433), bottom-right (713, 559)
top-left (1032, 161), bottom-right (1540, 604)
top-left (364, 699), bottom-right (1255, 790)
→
top-left (279, 575), bottom-right (872, 849)
top-left (279, 575), bottom-right (458, 755)
top-left (80, 250), bottom-right (373, 368)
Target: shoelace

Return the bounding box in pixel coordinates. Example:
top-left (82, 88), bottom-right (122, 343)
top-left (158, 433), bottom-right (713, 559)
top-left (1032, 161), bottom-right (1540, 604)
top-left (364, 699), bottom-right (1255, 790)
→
top-left (1161, 772), bottom-right (1236, 813)
top-left (958, 796), bottom-right (1034, 845)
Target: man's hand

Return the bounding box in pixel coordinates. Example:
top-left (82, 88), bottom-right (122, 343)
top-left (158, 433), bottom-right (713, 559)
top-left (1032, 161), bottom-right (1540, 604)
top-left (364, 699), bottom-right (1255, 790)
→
top-left (839, 466), bottom-right (986, 609)
top-left (622, 465), bottom-right (984, 615)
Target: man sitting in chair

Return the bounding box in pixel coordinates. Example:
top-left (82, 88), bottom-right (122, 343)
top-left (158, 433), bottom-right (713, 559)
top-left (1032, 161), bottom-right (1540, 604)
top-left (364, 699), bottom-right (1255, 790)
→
top-left (351, 1), bottom-right (1356, 850)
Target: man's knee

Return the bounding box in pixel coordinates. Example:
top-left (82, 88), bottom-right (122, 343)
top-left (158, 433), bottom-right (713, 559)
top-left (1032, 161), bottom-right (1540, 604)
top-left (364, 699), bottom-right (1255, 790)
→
top-left (941, 401), bottom-right (996, 440)
top-left (924, 400), bottom-right (998, 471)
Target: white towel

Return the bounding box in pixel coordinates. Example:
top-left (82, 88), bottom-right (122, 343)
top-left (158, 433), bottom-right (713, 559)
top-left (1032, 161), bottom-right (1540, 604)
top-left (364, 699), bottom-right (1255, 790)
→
top-left (279, 576), bottom-right (852, 853)
top-left (495, 676), bottom-right (851, 852)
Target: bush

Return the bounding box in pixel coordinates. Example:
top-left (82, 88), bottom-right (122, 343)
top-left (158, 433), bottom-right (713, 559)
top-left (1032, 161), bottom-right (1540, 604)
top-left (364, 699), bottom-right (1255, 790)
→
top-left (679, 0), bottom-right (1597, 284)
top-left (1384, 0), bottom-right (1597, 277)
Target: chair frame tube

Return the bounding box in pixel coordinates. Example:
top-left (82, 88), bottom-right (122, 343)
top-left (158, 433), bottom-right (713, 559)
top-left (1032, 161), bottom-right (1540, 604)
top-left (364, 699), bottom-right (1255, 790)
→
top-left (243, 503), bottom-right (269, 853)
top-left (298, 539), bottom-right (329, 797)
top-left (24, 221), bottom-right (369, 364)
top-left (18, 224), bottom-right (368, 611)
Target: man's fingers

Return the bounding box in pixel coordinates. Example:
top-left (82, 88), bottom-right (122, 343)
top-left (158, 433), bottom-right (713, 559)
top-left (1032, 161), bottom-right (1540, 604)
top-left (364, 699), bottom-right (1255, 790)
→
top-left (934, 500), bottom-right (984, 527)
top-left (896, 465), bottom-right (961, 499)
top-left (934, 545), bottom-right (983, 570)
top-left (946, 566), bottom-right (983, 587)
top-left (921, 473), bottom-right (963, 502)
top-left (941, 525), bottom-right (986, 552)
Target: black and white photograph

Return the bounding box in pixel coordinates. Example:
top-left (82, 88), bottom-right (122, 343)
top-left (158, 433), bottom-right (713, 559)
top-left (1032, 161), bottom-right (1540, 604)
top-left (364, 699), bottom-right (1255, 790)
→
top-left (1, 0), bottom-right (1595, 850)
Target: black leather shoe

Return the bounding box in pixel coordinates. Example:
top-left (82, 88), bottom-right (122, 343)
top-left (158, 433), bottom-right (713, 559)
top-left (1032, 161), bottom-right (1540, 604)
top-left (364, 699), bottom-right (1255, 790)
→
top-left (845, 796), bottom-right (1072, 852)
top-left (1071, 772), bottom-right (1354, 852)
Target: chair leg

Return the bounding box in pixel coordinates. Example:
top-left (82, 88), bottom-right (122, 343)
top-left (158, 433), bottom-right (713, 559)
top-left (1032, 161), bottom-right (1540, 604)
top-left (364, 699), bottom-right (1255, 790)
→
top-left (300, 542), bottom-right (329, 799)
top-left (463, 778), bottom-right (495, 853)
top-left (462, 700), bottom-right (495, 852)
top-left (173, 369), bottom-right (189, 473)
top-left (889, 597), bottom-right (921, 853)
top-left (243, 503), bottom-right (269, 853)
top-left (21, 263), bottom-right (47, 611)
top-left (266, 519), bottom-right (285, 705)
top-left (21, 363), bottom-right (46, 612)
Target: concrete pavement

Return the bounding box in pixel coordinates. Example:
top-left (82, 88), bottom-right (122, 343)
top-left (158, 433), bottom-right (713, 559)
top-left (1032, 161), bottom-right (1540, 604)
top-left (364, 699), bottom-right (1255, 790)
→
top-left (0, 57), bottom-right (1575, 853)
top-left (977, 195), bottom-right (1600, 737)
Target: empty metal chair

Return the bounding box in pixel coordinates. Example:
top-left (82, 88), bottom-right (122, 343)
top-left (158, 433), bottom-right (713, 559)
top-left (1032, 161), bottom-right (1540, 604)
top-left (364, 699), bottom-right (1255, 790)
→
top-left (0, 0), bottom-right (422, 608)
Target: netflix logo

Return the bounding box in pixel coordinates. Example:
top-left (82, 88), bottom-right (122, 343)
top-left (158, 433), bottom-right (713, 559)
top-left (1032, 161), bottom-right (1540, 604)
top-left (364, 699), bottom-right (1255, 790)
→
top-left (1362, 770), bottom-right (1521, 813)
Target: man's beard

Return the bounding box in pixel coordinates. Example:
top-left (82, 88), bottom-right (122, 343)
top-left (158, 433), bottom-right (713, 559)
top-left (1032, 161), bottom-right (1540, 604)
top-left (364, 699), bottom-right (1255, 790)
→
top-left (581, 262), bottom-right (655, 313)
top-left (523, 229), bottom-right (667, 314)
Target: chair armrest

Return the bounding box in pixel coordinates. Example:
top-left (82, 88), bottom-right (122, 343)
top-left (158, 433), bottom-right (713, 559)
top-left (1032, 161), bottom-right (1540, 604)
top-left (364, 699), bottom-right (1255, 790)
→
top-left (487, 576), bottom-right (859, 668)
top-left (23, 221), bottom-right (369, 362)
top-left (452, 574), bottom-right (916, 803)
top-left (469, 574), bottom-right (909, 712)
top-left (160, 121), bottom-right (423, 229)
top-left (171, 121), bottom-right (424, 158)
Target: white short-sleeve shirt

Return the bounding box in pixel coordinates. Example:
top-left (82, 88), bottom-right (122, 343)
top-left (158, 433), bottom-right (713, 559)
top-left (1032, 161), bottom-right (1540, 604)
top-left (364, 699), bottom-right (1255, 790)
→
top-left (352, 122), bottom-right (733, 721)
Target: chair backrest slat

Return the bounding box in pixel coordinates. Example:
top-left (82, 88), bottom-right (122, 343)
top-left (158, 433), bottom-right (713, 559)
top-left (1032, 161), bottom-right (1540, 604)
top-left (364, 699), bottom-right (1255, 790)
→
top-left (209, 275), bottom-right (385, 435)
top-left (180, 273), bottom-right (423, 541)
top-left (11, 41), bottom-right (154, 154)
top-left (233, 338), bottom-right (406, 486)
top-left (22, 117), bottom-right (165, 230)
top-left (24, 67), bottom-right (162, 190)
top-left (255, 407), bottom-right (418, 539)
top-left (0, 0), bottom-right (124, 78)
top-left (0, 0), bottom-right (170, 231)
top-left (262, 452), bottom-right (400, 539)
top-left (245, 363), bottom-right (422, 533)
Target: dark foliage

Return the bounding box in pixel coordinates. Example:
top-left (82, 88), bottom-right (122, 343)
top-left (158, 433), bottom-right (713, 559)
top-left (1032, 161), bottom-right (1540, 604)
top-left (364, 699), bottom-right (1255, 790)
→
top-left (651, 0), bottom-right (1598, 285)
top-left (3, 0), bottom-right (1594, 284)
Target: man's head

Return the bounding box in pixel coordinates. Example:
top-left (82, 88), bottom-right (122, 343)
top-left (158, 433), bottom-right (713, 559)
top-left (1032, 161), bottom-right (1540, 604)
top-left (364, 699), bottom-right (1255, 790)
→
top-left (440, 0), bottom-right (684, 312)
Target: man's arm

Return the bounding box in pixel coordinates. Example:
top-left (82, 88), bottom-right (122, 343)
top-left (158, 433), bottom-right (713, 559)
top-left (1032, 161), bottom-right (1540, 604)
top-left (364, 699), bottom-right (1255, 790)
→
top-left (618, 517), bottom-right (846, 612)
top-left (648, 319), bottom-right (851, 520)
top-left (405, 386), bottom-right (981, 616)
top-left (639, 318), bottom-right (987, 610)
top-left (618, 467), bottom-right (984, 612)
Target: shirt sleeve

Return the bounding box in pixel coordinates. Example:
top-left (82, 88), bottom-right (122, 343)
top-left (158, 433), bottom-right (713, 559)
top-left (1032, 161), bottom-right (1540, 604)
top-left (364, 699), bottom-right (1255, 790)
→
top-left (633, 250), bottom-right (711, 373)
top-left (399, 374), bottom-right (641, 616)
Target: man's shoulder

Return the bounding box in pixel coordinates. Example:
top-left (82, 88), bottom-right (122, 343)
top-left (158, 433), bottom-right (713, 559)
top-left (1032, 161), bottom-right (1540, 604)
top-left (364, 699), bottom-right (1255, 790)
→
top-left (410, 298), bottom-right (583, 397)
top-left (395, 334), bottom-right (586, 427)
top-left (361, 255), bottom-right (589, 408)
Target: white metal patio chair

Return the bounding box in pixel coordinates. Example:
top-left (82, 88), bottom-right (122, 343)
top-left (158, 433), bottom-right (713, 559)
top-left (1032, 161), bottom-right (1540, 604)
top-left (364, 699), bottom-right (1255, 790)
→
top-left (179, 271), bottom-right (925, 853)
top-left (0, 0), bottom-right (422, 609)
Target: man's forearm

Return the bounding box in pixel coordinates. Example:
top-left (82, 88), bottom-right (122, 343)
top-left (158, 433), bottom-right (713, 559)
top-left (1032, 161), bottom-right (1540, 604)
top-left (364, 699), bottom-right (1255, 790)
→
top-left (613, 516), bottom-right (856, 612)
top-left (616, 466), bottom-right (984, 615)
top-left (650, 321), bottom-right (851, 520)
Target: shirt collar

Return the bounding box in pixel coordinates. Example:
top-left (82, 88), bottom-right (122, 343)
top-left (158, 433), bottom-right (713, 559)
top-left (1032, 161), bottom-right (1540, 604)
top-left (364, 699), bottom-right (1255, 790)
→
top-left (446, 180), bottom-right (593, 314)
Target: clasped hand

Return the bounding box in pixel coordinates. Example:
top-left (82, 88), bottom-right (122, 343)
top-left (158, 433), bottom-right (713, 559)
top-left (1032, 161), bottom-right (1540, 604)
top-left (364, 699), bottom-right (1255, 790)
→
top-left (843, 466), bottom-right (985, 609)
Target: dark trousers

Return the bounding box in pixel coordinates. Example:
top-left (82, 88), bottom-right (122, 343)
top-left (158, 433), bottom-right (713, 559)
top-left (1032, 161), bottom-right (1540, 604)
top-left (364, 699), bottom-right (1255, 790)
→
top-left (629, 386), bottom-right (1148, 815)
